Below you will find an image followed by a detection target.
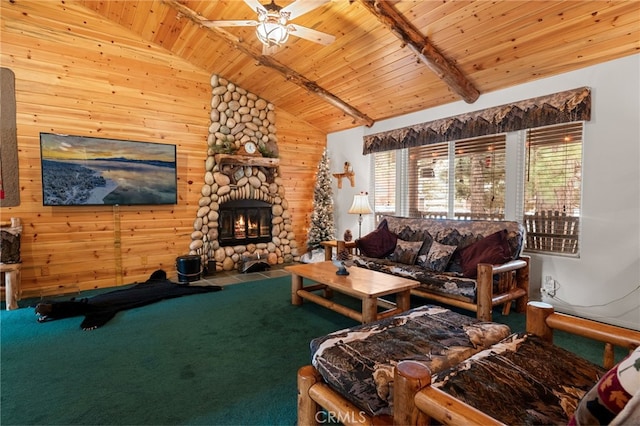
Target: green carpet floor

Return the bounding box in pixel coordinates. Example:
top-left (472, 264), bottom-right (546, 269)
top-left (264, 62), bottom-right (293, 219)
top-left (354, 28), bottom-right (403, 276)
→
top-left (0, 276), bottom-right (619, 425)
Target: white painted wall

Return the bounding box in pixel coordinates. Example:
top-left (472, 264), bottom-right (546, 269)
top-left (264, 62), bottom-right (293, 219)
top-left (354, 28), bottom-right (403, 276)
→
top-left (328, 54), bottom-right (640, 330)
top-left (325, 127), bottom-right (373, 240)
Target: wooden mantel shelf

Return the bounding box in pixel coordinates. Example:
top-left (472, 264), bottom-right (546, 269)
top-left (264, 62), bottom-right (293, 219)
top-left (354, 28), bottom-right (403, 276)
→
top-left (214, 154), bottom-right (280, 167)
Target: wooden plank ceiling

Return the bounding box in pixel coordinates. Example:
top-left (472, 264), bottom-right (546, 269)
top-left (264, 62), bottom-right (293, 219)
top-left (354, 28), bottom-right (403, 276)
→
top-left (78, 0), bottom-right (640, 133)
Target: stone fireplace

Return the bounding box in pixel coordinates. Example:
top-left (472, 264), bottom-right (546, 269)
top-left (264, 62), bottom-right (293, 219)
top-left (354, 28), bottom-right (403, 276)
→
top-left (188, 75), bottom-right (300, 272)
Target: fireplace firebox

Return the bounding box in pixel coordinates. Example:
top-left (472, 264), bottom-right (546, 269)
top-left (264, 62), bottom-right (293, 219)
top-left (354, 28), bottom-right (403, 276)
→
top-left (219, 200), bottom-right (272, 245)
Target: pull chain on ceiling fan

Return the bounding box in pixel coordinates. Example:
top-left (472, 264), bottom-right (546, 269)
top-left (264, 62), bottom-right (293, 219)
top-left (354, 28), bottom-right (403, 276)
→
top-left (202, 0), bottom-right (335, 55)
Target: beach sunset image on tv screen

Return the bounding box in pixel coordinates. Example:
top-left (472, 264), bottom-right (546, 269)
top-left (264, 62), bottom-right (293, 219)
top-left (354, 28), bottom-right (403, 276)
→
top-left (40, 133), bottom-right (178, 206)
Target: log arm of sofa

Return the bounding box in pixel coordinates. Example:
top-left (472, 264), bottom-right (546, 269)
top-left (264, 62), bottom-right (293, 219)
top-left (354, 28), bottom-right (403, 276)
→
top-left (412, 256), bottom-right (530, 322)
top-left (476, 255), bottom-right (530, 321)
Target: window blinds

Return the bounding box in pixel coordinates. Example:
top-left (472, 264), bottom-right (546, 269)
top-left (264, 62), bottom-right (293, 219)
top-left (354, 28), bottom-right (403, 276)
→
top-left (407, 142), bottom-right (449, 218)
top-left (405, 135), bottom-right (506, 219)
top-left (453, 135), bottom-right (506, 219)
top-left (373, 150), bottom-right (396, 216)
top-left (523, 122), bottom-right (583, 255)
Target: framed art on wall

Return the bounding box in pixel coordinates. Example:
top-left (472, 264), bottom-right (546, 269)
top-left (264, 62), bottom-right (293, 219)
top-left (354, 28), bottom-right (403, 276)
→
top-left (40, 133), bottom-right (178, 206)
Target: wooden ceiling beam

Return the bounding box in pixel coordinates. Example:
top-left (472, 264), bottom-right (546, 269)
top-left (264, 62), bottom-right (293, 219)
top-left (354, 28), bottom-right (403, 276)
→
top-left (357, 0), bottom-right (480, 104)
top-left (162, 0), bottom-right (375, 128)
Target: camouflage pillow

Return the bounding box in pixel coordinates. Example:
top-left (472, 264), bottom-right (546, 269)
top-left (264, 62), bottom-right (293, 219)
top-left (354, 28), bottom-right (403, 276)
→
top-left (389, 239), bottom-right (424, 265)
top-left (419, 241), bottom-right (457, 272)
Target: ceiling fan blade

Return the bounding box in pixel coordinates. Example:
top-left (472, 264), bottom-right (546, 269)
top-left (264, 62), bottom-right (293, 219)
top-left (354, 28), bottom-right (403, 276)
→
top-left (288, 24), bottom-right (335, 45)
top-left (243, 0), bottom-right (267, 14)
top-left (201, 20), bottom-right (258, 28)
top-left (281, 0), bottom-right (330, 20)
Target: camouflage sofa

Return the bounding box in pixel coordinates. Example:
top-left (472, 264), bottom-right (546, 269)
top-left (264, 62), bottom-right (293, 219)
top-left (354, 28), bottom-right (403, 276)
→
top-left (353, 215), bottom-right (529, 321)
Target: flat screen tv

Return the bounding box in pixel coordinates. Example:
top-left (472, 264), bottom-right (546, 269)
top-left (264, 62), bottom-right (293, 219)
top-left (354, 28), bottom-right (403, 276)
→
top-left (40, 133), bottom-right (178, 206)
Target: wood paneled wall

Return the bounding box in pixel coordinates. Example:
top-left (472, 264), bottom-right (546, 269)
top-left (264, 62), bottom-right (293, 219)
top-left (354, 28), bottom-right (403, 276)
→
top-left (0, 1), bottom-right (325, 296)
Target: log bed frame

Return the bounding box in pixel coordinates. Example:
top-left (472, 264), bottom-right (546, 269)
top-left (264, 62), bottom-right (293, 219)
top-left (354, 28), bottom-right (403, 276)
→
top-left (297, 302), bottom-right (640, 426)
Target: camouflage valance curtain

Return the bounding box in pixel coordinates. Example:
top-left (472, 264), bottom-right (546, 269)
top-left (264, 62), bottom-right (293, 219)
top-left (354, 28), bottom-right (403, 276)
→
top-left (363, 87), bottom-right (591, 155)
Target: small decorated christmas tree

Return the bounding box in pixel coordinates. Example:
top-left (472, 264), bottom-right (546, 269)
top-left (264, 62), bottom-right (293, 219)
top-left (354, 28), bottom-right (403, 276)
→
top-left (306, 148), bottom-right (336, 252)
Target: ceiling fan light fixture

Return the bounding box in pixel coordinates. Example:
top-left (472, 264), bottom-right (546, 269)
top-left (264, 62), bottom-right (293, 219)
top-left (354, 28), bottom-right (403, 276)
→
top-left (255, 10), bottom-right (289, 46)
top-left (203, 0), bottom-right (334, 53)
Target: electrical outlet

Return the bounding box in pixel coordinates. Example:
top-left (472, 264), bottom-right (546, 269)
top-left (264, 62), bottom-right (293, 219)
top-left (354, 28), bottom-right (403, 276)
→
top-left (547, 278), bottom-right (557, 297)
top-left (542, 276), bottom-right (556, 297)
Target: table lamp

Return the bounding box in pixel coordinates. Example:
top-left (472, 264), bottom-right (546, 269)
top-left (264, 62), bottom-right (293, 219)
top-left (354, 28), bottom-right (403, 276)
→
top-left (348, 192), bottom-right (373, 238)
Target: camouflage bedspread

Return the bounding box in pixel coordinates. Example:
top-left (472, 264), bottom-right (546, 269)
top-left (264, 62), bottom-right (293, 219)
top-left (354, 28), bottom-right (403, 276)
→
top-left (432, 333), bottom-right (606, 425)
top-left (310, 305), bottom-right (511, 416)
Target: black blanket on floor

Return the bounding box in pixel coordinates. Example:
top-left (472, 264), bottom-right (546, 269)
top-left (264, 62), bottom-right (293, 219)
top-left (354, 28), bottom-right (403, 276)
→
top-left (36, 270), bottom-right (222, 330)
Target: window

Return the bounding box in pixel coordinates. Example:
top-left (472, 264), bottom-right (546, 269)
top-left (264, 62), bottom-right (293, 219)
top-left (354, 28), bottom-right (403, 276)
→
top-left (407, 142), bottom-right (449, 218)
top-left (372, 150), bottom-right (396, 215)
top-left (452, 136), bottom-right (505, 219)
top-left (370, 121), bottom-right (584, 256)
top-left (373, 135), bottom-right (506, 220)
top-left (523, 122), bottom-right (583, 255)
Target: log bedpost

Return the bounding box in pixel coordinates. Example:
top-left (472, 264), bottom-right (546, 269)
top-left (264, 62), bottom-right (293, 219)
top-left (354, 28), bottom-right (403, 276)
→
top-left (298, 365), bottom-right (322, 426)
top-left (476, 263), bottom-right (493, 321)
top-left (525, 301), bottom-right (555, 343)
top-left (394, 361), bottom-right (431, 426)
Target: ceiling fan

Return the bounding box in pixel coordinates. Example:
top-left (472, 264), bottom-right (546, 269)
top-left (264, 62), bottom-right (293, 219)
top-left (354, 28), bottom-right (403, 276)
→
top-left (201, 0), bottom-right (336, 55)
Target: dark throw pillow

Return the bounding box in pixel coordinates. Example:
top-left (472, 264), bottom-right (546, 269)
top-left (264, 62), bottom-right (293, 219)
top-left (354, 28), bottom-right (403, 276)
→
top-left (458, 229), bottom-right (512, 278)
top-left (390, 239), bottom-right (424, 265)
top-left (356, 219), bottom-right (398, 258)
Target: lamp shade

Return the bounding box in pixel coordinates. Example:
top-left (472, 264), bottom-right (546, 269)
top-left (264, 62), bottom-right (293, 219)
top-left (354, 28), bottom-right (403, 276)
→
top-left (255, 21), bottom-right (289, 46)
top-left (348, 193), bottom-right (373, 215)
top-left (255, 9), bottom-right (289, 46)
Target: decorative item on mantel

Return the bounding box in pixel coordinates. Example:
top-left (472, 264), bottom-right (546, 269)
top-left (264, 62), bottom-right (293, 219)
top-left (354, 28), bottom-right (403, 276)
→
top-left (348, 192), bottom-right (374, 239)
top-left (333, 161), bottom-right (355, 189)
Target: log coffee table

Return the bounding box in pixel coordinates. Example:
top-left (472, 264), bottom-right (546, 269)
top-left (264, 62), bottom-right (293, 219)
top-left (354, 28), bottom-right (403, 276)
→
top-left (286, 261), bottom-right (419, 324)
